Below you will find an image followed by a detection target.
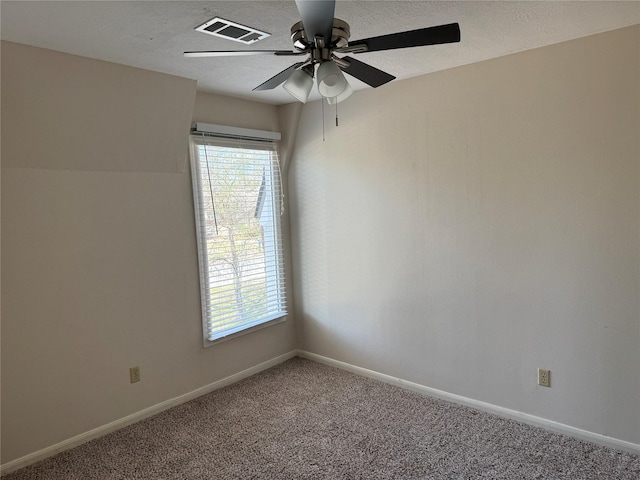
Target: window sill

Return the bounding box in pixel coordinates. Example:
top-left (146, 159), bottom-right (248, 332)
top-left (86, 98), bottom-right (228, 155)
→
top-left (203, 314), bottom-right (288, 348)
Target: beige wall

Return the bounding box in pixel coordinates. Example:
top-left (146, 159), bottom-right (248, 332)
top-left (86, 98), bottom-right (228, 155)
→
top-left (1, 42), bottom-right (296, 463)
top-left (290, 25), bottom-right (640, 444)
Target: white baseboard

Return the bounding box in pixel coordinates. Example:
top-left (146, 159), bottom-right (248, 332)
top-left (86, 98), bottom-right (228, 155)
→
top-left (0, 350), bottom-right (298, 475)
top-left (297, 350), bottom-right (640, 456)
top-left (4, 348), bottom-right (637, 475)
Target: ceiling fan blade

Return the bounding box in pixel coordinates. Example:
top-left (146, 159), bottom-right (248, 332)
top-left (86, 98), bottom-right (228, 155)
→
top-left (338, 56), bottom-right (395, 88)
top-left (294, 0), bottom-right (336, 44)
top-left (253, 62), bottom-right (306, 91)
top-left (345, 23), bottom-right (460, 53)
top-left (184, 50), bottom-right (304, 57)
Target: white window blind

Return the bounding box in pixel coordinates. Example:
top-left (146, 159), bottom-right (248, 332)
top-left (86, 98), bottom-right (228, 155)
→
top-left (190, 134), bottom-right (286, 344)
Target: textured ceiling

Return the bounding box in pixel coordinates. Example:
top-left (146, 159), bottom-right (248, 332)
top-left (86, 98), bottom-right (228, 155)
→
top-left (1, 1), bottom-right (639, 105)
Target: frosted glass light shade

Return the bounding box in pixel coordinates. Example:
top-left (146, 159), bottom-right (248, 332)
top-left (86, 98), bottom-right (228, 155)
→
top-left (327, 83), bottom-right (353, 105)
top-left (317, 61), bottom-right (348, 98)
top-left (283, 69), bottom-right (313, 103)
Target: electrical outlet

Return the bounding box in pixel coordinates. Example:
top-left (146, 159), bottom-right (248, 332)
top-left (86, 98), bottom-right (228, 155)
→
top-left (130, 366), bottom-right (141, 384)
top-left (538, 368), bottom-right (551, 387)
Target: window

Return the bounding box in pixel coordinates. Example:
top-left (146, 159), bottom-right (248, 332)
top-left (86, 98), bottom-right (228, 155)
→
top-left (190, 133), bottom-right (286, 344)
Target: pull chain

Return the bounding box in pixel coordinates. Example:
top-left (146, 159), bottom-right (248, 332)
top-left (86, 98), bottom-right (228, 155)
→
top-left (335, 101), bottom-right (339, 127)
top-left (321, 99), bottom-right (325, 141)
top-left (203, 144), bottom-right (219, 235)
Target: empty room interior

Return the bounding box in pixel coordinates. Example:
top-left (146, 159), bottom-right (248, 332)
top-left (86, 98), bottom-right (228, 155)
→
top-left (1, 1), bottom-right (639, 478)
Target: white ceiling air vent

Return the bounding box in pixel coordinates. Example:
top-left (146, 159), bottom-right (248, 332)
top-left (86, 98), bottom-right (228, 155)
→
top-left (195, 17), bottom-right (270, 45)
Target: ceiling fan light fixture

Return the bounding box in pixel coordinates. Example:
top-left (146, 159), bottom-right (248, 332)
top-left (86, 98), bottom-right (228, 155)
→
top-left (283, 67), bottom-right (314, 103)
top-left (326, 82), bottom-right (353, 105)
top-left (317, 61), bottom-right (348, 98)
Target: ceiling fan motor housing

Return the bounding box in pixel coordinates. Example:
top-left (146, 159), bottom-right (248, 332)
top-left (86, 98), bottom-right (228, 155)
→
top-left (291, 18), bottom-right (350, 52)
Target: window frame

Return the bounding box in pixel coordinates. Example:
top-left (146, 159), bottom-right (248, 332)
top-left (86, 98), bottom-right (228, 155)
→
top-left (189, 130), bottom-right (287, 346)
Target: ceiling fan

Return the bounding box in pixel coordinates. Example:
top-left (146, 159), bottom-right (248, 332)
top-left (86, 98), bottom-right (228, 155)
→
top-left (185, 0), bottom-right (460, 104)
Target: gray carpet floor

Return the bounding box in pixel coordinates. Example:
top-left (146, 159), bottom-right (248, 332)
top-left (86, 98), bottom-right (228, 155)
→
top-left (3, 357), bottom-right (639, 479)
